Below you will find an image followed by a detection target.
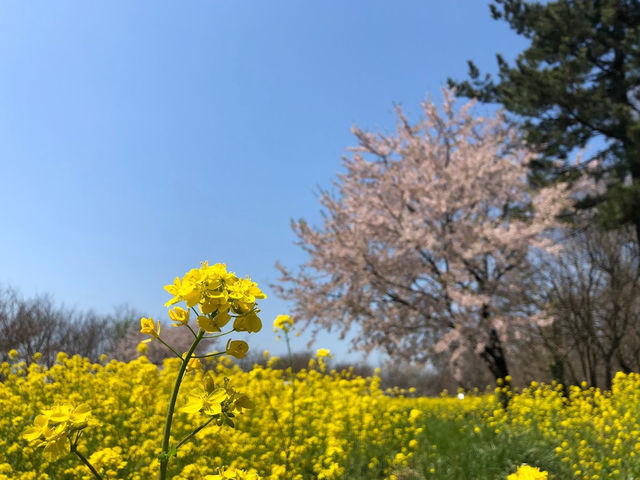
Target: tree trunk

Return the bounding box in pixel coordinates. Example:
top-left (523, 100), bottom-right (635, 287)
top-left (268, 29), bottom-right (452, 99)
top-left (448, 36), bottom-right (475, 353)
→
top-left (479, 326), bottom-right (510, 407)
top-left (479, 326), bottom-right (510, 381)
top-left (627, 146), bottom-right (640, 245)
top-left (616, 352), bottom-right (632, 374)
top-left (478, 304), bottom-right (510, 382)
top-left (604, 354), bottom-right (613, 391)
top-left (549, 355), bottom-right (569, 397)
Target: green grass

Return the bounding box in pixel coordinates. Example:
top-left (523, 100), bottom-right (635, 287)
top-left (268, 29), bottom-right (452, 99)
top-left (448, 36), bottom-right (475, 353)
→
top-left (394, 416), bottom-right (572, 480)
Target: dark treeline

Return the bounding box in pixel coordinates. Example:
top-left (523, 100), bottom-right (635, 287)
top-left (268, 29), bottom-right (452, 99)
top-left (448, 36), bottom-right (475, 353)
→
top-left (0, 288), bottom-right (136, 367)
top-left (0, 287), bottom-right (457, 395)
top-left (0, 289), bottom-right (218, 368)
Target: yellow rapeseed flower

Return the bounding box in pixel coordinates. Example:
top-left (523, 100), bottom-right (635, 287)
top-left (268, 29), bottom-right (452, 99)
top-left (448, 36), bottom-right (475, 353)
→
top-left (23, 403), bottom-right (94, 461)
top-left (182, 386), bottom-right (228, 416)
top-left (140, 317), bottom-right (161, 342)
top-left (273, 314), bottom-right (293, 332)
top-left (507, 464), bottom-right (548, 480)
top-left (169, 306), bottom-right (190, 327)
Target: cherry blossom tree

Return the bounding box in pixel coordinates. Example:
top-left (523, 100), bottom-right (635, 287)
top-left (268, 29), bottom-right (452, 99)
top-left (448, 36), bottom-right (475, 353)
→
top-left (274, 90), bottom-right (571, 383)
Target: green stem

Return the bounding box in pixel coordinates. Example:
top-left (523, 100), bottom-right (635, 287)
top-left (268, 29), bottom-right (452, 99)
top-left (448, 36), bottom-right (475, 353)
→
top-left (263, 390), bottom-right (288, 463)
top-left (192, 351), bottom-right (226, 359)
top-left (175, 416), bottom-right (216, 451)
top-left (284, 331), bottom-right (296, 475)
top-left (158, 329), bottom-right (205, 480)
top-left (201, 329), bottom-right (236, 340)
top-left (157, 337), bottom-right (183, 359)
top-left (186, 323), bottom-right (199, 339)
top-left (70, 442), bottom-right (103, 480)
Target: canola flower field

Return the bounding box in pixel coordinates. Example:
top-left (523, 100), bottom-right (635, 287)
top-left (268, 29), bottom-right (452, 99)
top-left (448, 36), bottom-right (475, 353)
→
top-left (2, 350), bottom-right (640, 480)
top-left (3, 262), bottom-right (640, 480)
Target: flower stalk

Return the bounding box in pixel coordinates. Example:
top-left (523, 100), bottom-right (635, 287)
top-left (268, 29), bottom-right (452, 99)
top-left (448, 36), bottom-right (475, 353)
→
top-left (158, 328), bottom-right (205, 480)
top-left (71, 442), bottom-right (104, 480)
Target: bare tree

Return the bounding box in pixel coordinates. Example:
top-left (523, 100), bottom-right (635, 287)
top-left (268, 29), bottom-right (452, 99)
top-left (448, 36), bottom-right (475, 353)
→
top-left (523, 225), bottom-right (640, 389)
top-left (0, 288), bottom-right (138, 366)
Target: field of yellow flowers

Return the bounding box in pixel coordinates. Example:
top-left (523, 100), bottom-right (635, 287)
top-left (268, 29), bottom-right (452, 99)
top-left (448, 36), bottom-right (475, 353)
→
top-left (2, 349), bottom-right (640, 480)
top-left (3, 262), bottom-right (640, 480)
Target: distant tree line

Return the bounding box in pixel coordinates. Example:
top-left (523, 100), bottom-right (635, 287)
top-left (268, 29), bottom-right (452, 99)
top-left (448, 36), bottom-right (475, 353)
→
top-left (0, 288), bottom-right (138, 367)
top-left (0, 288), bottom-right (219, 368)
top-left (0, 286), bottom-right (458, 395)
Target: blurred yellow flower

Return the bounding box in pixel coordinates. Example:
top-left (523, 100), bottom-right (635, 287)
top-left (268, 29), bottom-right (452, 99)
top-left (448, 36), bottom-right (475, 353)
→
top-left (273, 314), bottom-right (293, 332)
top-left (507, 465), bottom-right (548, 480)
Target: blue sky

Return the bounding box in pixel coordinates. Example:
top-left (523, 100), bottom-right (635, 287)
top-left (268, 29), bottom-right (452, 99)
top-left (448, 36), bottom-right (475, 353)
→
top-left (0, 1), bottom-right (527, 363)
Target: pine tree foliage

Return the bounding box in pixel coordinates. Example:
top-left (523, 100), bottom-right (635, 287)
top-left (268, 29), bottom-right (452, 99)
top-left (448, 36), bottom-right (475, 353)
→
top-left (451, 0), bottom-right (640, 236)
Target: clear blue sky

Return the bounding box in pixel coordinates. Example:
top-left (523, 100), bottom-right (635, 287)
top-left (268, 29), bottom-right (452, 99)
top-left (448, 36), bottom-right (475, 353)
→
top-left (0, 1), bottom-right (527, 364)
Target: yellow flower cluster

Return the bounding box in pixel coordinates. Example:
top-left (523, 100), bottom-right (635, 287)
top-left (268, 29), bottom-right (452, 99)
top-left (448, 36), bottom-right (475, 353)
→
top-left (141, 262), bottom-right (266, 361)
top-left (164, 261), bottom-right (266, 334)
top-left (23, 403), bottom-right (93, 461)
top-left (182, 372), bottom-right (254, 421)
top-left (88, 447), bottom-right (127, 478)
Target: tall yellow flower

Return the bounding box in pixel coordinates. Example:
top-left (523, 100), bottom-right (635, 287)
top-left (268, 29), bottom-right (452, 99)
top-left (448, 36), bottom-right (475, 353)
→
top-left (273, 314), bottom-right (293, 333)
top-left (316, 348), bottom-right (331, 358)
